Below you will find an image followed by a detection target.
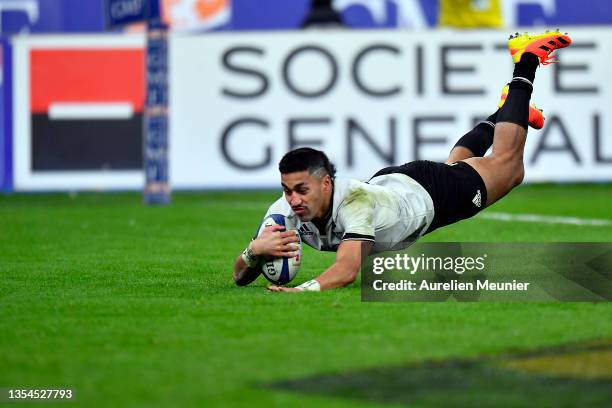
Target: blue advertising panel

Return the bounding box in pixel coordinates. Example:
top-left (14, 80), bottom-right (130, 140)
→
top-left (0, 0), bottom-right (105, 34)
top-left (237, 0), bottom-right (589, 30)
top-left (0, 38), bottom-right (12, 191)
top-left (517, 0), bottom-right (612, 26)
top-left (226, 0), bottom-right (612, 30)
top-left (1, 0), bottom-right (611, 35)
top-left (224, 0), bottom-right (434, 30)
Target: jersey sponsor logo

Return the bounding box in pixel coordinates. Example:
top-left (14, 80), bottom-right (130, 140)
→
top-left (472, 189), bottom-right (482, 208)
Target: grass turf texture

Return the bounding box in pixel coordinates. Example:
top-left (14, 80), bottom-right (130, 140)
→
top-left (1, 184), bottom-right (611, 407)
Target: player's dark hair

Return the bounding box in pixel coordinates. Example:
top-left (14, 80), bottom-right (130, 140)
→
top-left (279, 148), bottom-right (336, 180)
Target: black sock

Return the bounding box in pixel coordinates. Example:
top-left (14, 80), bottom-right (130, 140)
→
top-left (453, 111), bottom-right (497, 157)
top-left (486, 110), bottom-right (498, 124)
top-left (512, 52), bottom-right (539, 83)
top-left (496, 53), bottom-right (539, 129)
top-left (497, 86), bottom-right (530, 129)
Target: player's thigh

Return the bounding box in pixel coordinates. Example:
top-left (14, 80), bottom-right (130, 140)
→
top-left (461, 156), bottom-right (515, 206)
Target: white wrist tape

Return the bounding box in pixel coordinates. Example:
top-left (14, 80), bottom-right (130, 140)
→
top-left (296, 279), bottom-right (321, 292)
top-left (241, 243), bottom-right (259, 268)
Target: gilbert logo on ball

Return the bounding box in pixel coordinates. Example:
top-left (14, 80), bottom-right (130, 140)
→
top-left (256, 214), bottom-right (301, 285)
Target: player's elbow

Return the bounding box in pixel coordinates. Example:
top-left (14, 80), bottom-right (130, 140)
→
top-left (233, 271), bottom-right (247, 286)
top-left (233, 269), bottom-right (250, 286)
top-left (233, 266), bottom-right (261, 287)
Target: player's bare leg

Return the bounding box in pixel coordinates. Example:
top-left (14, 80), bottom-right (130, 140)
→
top-left (460, 30), bottom-right (572, 206)
top-left (464, 122), bottom-right (527, 205)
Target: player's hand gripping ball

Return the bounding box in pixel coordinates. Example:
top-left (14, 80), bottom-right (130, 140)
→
top-left (256, 214), bottom-right (301, 285)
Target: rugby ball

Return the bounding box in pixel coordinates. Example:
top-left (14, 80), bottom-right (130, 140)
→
top-left (256, 214), bottom-right (301, 285)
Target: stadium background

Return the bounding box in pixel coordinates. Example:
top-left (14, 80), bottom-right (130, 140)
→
top-left (1, 1), bottom-right (611, 407)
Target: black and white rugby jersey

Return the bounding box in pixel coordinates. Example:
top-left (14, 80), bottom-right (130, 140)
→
top-left (263, 173), bottom-right (435, 254)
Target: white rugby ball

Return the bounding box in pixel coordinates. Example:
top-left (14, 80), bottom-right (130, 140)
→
top-left (256, 214), bottom-right (301, 285)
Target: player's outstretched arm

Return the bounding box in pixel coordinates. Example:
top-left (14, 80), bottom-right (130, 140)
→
top-left (316, 240), bottom-right (373, 290)
top-left (269, 239), bottom-right (373, 292)
top-left (232, 225), bottom-right (300, 286)
top-left (232, 256), bottom-right (261, 286)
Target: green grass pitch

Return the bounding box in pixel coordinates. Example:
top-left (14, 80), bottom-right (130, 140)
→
top-left (1, 184), bottom-right (611, 407)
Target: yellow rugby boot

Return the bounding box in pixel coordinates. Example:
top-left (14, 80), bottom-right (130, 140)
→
top-left (508, 30), bottom-right (572, 65)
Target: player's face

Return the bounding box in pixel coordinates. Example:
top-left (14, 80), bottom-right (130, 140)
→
top-left (281, 171), bottom-right (332, 221)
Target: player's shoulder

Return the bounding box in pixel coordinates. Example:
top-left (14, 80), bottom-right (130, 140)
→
top-left (265, 195), bottom-right (292, 217)
top-left (333, 178), bottom-right (376, 215)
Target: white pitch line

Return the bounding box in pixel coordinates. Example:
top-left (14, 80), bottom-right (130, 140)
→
top-left (479, 212), bottom-right (612, 227)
